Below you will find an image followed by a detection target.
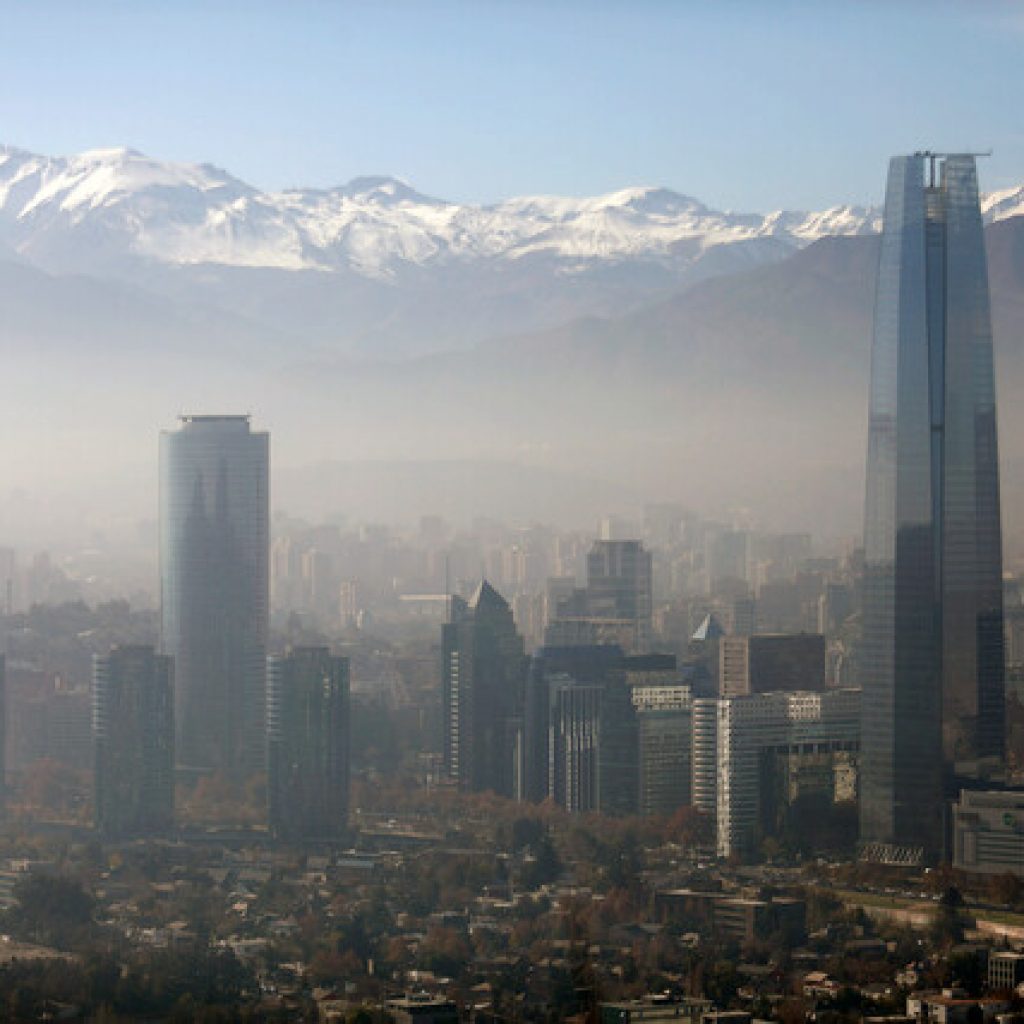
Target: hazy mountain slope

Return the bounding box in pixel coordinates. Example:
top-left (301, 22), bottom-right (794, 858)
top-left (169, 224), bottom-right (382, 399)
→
top-left (4, 146), bottom-right (1024, 547)
top-left (0, 258), bottom-right (286, 360)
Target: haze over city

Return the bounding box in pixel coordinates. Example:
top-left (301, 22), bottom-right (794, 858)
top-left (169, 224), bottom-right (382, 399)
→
top-left (2, 1), bottom-right (1024, 572)
top-left (3, 4), bottom-right (1024, 1022)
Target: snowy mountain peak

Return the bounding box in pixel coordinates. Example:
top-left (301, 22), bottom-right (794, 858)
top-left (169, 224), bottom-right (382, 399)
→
top-left (336, 175), bottom-right (430, 203)
top-left (0, 143), bottom-right (1020, 279)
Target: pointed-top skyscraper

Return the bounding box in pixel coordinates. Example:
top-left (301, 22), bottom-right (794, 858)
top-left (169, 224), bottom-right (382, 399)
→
top-left (442, 580), bottom-right (527, 797)
top-left (861, 153), bottom-right (1004, 862)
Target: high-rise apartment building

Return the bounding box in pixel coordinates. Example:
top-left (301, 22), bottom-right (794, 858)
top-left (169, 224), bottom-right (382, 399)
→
top-left (159, 415), bottom-right (269, 777)
top-left (267, 647), bottom-right (350, 842)
top-left (92, 646), bottom-right (174, 837)
top-left (442, 581), bottom-right (527, 797)
top-left (861, 154), bottom-right (1004, 861)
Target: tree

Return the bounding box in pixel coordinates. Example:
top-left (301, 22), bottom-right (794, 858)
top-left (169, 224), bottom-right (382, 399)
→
top-left (4, 873), bottom-right (95, 949)
top-left (986, 872), bottom-right (1023, 908)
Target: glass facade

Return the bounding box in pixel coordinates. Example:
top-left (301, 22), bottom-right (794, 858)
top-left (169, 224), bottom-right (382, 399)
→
top-left (266, 647), bottom-right (350, 841)
top-left (159, 415), bottom-right (269, 776)
top-left (861, 154), bottom-right (1004, 859)
top-left (442, 581), bottom-right (527, 797)
top-left (93, 645), bottom-right (174, 837)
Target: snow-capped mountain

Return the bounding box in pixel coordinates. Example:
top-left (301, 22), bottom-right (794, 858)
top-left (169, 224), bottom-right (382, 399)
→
top-left (0, 143), bottom-right (892, 277)
top-left (3, 143), bottom-right (1024, 358)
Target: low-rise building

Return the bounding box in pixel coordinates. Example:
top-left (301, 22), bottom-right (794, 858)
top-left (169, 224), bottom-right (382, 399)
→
top-left (952, 790), bottom-right (1024, 878)
top-left (599, 996), bottom-right (710, 1024)
top-left (907, 991), bottom-right (1010, 1024)
top-left (387, 994), bottom-right (459, 1024)
top-left (654, 888), bottom-right (806, 944)
top-left (989, 952), bottom-right (1024, 993)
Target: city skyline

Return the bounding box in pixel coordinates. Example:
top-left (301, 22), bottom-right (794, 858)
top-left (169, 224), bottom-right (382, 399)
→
top-left (3, 5), bottom-right (1024, 1015)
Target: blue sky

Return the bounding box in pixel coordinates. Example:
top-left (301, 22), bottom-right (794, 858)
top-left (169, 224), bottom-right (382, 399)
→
top-left (2, 0), bottom-right (1022, 210)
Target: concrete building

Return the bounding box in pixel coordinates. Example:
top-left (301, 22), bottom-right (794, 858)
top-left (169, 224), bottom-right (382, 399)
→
top-left (988, 952), bottom-right (1024, 992)
top-left (92, 646), bottom-right (174, 837)
top-left (631, 660), bottom-right (692, 818)
top-left (386, 995), bottom-right (459, 1024)
top-left (654, 888), bottom-right (806, 945)
top-left (599, 997), bottom-right (710, 1024)
top-left (952, 789), bottom-right (1024, 878)
top-left (691, 697), bottom-right (719, 824)
top-left (267, 647), bottom-right (350, 842)
top-left (906, 992), bottom-right (1009, 1024)
top-left (710, 689), bottom-right (861, 857)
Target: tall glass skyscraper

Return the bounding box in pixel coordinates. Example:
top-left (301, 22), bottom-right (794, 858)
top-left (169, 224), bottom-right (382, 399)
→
top-left (442, 580), bottom-right (527, 797)
top-left (160, 415), bottom-right (269, 777)
top-left (861, 154), bottom-right (1003, 861)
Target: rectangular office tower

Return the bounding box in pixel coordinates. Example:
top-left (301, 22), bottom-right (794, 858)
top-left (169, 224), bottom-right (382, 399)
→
top-left (586, 540), bottom-right (653, 653)
top-left (267, 648), bottom-right (350, 842)
top-left (160, 415), bottom-right (269, 777)
top-left (93, 646), bottom-right (174, 837)
top-left (861, 153), bottom-right (1004, 862)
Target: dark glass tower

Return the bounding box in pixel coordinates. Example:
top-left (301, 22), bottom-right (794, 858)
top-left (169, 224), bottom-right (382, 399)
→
top-left (93, 646), bottom-right (175, 837)
top-left (442, 580), bottom-right (527, 797)
top-left (861, 153), bottom-right (1003, 860)
top-left (267, 647), bottom-right (350, 842)
top-left (160, 415), bottom-right (269, 777)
